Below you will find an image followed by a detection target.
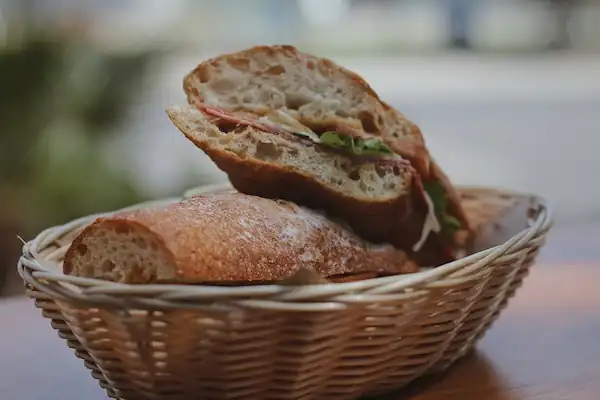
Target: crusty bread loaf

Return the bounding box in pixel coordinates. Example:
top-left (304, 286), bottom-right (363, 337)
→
top-left (181, 45), bottom-right (470, 235)
top-left (63, 193), bottom-right (419, 284)
top-left (458, 188), bottom-right (538, 253)
top-left (166, 105), bottom-right (455, 267)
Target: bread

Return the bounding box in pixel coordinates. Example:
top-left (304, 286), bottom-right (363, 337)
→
top-left (166, 105), bottom-right (454, 267)
top-left (63, 193), bottom-right (419, 284)
top-left (182, 45), bottom-right (470, 232)
top-left (458, 188), bottom-right (539, 253)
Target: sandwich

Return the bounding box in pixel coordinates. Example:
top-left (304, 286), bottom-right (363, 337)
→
top-left (63, 193), bottom-right (418, 284)
top-left (167, 45), bottom-right (471, 266)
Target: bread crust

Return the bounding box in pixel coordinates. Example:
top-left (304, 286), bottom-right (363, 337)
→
top-left (64, 193), bottom-right (419, 283)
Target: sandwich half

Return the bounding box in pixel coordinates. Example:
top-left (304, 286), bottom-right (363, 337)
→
top-left (182, 45), bottom-right (468, 230)
top-left (168, 45), bottom-right (471, 266)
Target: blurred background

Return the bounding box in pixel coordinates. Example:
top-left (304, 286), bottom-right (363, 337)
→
top-left (1, 0), bottom-right (599, 295)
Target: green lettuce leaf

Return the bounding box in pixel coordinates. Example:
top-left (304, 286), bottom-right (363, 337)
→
top-left (423, 181), bottom-right (461, 236)
top-left (317, 131), bottom-right (393, 156)
top-left (443, 215), bottom-right (461, 234)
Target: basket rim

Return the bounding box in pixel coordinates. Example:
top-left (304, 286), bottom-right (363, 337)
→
top-left (17, 185), bottom-right (553, 309)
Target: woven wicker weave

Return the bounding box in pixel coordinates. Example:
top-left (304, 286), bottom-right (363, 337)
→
top-left (18, 186), bottom-right (552, 400)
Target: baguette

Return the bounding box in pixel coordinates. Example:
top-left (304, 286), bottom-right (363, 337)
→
top-left (64, 193), bottom-right (418, 284)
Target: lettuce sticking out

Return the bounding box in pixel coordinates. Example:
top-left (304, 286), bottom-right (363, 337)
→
top-left (423, 181), bottom-right (461, 236)
top-left (298, 131), bottom-right (393, 157)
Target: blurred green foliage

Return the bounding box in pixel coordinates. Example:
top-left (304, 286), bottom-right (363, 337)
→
top-left (0, 34), bottom-right (156, 232)
top-left (0, 30), bottom-right (158, 292)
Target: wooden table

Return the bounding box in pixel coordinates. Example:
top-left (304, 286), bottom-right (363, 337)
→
top-left (1, 224), bottom-right (599, 400)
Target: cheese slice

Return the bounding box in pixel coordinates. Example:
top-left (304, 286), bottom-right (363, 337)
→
top-left (412, 191), bottom-right (442, 252)
top-left (258, 110), bottom-right (321, 142)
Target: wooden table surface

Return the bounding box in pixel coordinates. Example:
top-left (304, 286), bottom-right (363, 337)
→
top-left (1, 223), bottom-right (599, 400)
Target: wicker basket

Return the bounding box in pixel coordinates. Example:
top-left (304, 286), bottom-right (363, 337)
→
top-left (18, 185), bottom-right (552, 400)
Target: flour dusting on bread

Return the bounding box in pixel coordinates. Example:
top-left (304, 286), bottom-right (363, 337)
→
top-left (64, 194), bottom-right (418, 283)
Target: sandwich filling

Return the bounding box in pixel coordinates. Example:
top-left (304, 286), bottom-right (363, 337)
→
top-left (413, 190), bottom-right (441, 252)
top-left (198, 105), bottom-right (395, 158)
top-left (195, 104), bottom-right (456, 252)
